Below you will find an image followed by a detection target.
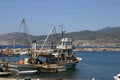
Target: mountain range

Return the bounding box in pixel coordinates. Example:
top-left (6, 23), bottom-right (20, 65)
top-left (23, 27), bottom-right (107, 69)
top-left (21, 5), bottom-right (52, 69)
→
top-left (0, 27), bottom-right (120, 46)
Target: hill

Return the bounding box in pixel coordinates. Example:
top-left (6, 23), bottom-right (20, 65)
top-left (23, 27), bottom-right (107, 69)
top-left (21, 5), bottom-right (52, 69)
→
top-left (0, 27), bottom-right (120, 46)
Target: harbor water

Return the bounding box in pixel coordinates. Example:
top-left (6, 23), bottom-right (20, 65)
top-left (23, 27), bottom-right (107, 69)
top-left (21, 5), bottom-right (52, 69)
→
top-left (1, 51), bottom-right (120, 80)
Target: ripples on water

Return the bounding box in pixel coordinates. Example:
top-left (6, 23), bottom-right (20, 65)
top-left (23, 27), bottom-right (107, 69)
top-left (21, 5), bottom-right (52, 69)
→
top-left (1, 51), bottom-right (120, 80)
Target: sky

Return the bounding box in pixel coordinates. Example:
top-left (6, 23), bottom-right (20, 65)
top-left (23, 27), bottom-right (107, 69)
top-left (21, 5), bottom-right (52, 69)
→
top-left (0, 0), bottom-right (120, 35)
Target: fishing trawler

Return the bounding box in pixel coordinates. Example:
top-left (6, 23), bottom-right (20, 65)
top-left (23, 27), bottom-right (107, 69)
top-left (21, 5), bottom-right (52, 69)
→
top-left (29, 25), bottom-right (82, 72)
top-left (34, 37), bottom-right (82, 72)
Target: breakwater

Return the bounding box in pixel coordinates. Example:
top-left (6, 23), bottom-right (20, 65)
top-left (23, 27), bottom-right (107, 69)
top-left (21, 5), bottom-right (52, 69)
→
top-left (74, 46), bottom-right (120, 51)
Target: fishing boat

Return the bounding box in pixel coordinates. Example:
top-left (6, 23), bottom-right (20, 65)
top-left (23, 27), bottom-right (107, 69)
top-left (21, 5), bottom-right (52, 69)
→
top-left (29, 25), bottom-right (82, 72)
top-left (33, 37), bottom-right (82, 72)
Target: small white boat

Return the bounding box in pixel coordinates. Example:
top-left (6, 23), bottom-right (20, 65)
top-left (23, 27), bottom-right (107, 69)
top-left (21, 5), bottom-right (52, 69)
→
top-left (114, 73), bottom-right (120, 80)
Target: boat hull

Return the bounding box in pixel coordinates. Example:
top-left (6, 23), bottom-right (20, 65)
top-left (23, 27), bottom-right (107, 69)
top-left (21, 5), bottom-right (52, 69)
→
top-left (38, 61), bottom-right (78, 72)
top-left (8, 63), bottom-right (38, 70)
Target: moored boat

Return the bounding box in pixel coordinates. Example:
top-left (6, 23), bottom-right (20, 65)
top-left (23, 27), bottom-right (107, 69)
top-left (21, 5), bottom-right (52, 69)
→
top-left (33, 37), bottom-right (82, 72)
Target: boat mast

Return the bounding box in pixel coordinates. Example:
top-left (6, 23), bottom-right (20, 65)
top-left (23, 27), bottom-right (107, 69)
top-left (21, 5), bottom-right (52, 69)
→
top-left (59, 23), bottom-right (65, 38)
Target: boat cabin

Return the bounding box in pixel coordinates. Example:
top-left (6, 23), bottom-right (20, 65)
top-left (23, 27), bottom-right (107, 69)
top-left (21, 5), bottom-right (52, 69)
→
top-left (56, 38), bottom-right (73, 57)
